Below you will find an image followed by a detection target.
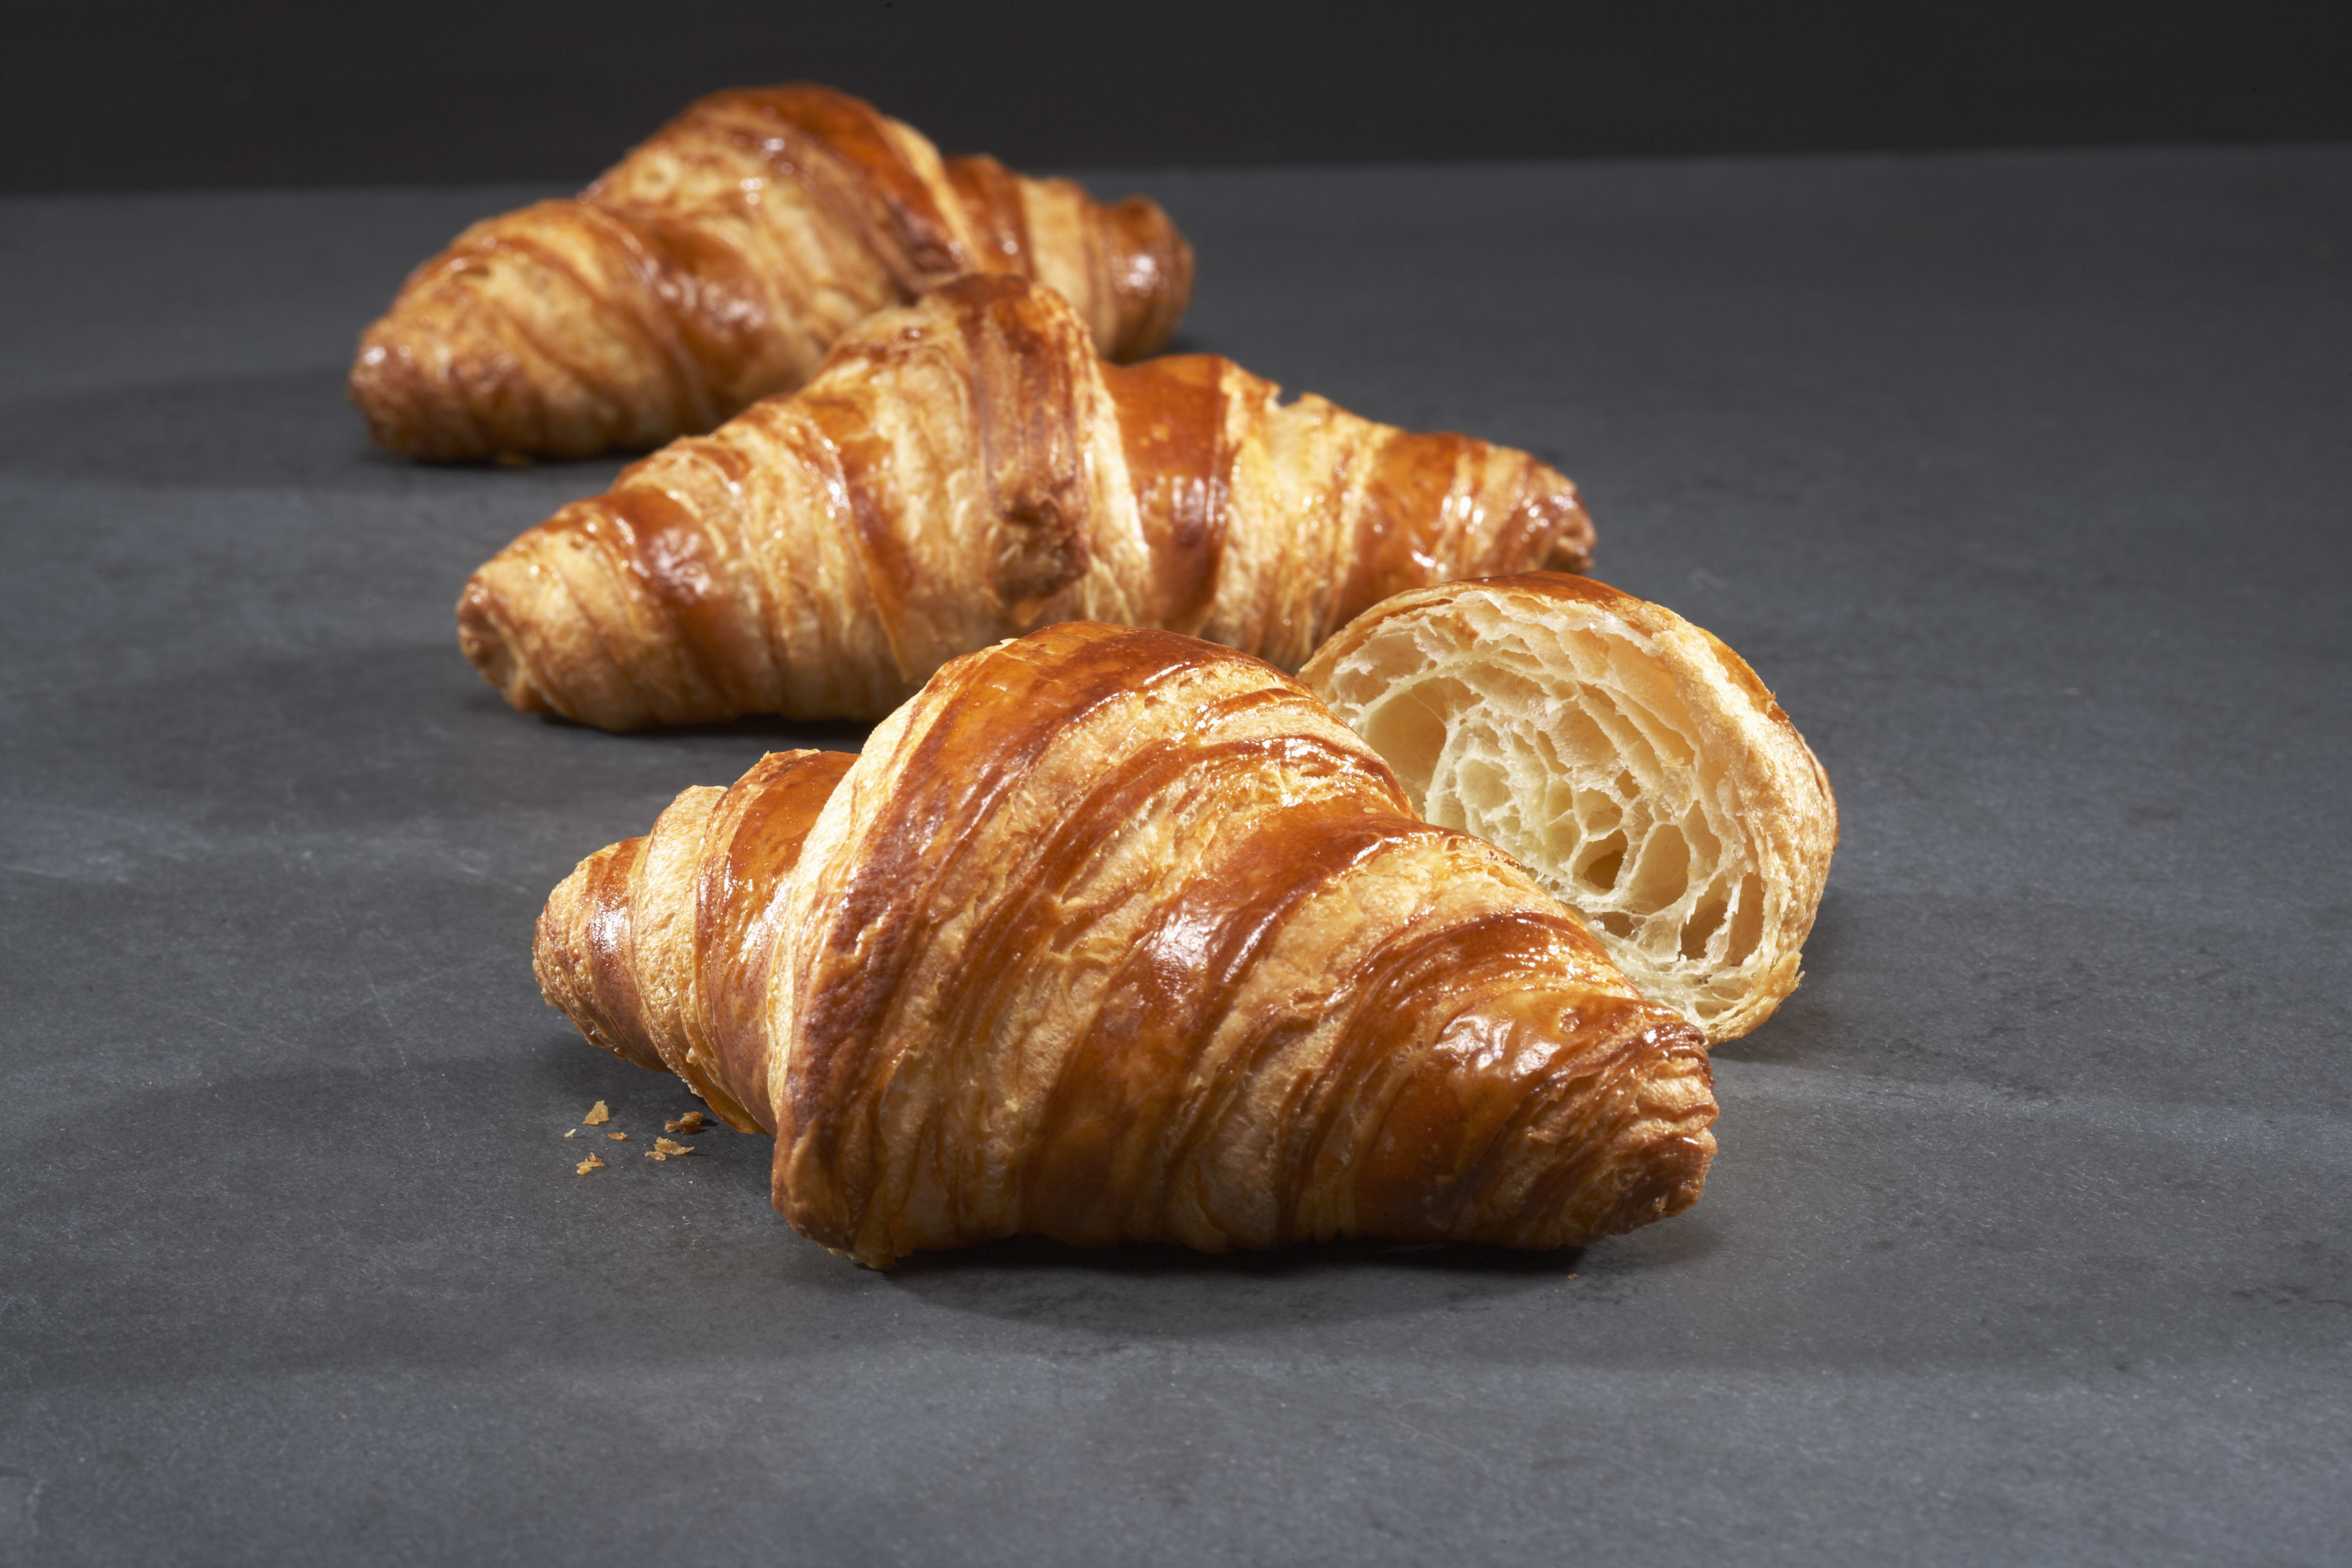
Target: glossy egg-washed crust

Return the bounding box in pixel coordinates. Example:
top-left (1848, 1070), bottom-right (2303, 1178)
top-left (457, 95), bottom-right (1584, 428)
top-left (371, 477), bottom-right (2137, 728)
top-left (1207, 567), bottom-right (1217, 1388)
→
top-left (533, 624), bottom-right (1714, 1267)
top-left (349, 84), bottom-right (1193, 460)
top-left (458, 274), bottom-right (1596, 729)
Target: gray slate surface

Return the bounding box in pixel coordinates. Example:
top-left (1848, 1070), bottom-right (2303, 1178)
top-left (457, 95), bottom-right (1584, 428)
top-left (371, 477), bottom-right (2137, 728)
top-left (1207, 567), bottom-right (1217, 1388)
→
top-left (2, 148), bottom-right (2348, 1566)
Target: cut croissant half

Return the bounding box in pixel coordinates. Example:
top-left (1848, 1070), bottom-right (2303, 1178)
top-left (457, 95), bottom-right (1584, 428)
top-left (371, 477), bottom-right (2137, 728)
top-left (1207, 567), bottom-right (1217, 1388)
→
top-left (1300, 573), bottom-right (1836, 1043)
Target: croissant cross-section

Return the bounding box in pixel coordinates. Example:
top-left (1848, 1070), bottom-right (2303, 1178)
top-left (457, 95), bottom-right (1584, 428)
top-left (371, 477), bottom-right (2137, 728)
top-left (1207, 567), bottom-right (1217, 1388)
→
top-left (533, 623), bottom-right (1716, 1266)
top-left (1302, 573), bottom-right (1838, 1043)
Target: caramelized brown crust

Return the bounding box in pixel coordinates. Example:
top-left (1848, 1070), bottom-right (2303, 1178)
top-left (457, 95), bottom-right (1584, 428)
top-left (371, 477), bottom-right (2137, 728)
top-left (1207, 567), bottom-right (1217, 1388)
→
top-left (350, 85), bottom-right (1194, 461)
top-left (459, 275), bottom-right (1597, 729)
top-left (534, 624), bottom-right (1714, 1267)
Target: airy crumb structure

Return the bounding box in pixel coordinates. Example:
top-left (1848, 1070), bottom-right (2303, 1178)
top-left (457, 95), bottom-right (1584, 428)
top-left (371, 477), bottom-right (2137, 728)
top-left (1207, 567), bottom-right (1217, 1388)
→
top-left (1302, 573), bottom-right (1837, 1042)
top-left (576, 1155), bottom-right (605, 1175)
top-left (664, 1112), bottom-right (708, 1135)
top-left (582, 1100), bottom-right (611, 1126)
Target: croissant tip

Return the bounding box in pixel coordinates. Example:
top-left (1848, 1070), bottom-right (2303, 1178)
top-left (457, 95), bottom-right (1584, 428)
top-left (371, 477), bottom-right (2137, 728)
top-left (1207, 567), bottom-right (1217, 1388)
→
top-left (456, 576), bottom-right (548, 714)
top-left (350, 333), bottom-right (478, 461)
top-left (1542, 537), bottom-right (1596, 576)
top-left (351, 316), bottom-right (571, 462)
top-left (347, 337), bottom-right (415, 455)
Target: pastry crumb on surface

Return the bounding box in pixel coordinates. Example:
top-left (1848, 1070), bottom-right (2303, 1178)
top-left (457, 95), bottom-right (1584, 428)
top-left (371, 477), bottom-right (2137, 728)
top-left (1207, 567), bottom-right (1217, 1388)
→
top-left (607, 1131), bottom-right (627, 1141)
top-left (665, 1111), bottom-right (707, 1134)
top-left (564, 1129), bottom-right (576, 1138)
top-left (583, 1100), bottom-right (611, 1126)
top-left (654, 1137), bottom-right (695, 1157)
top-left (575, 1155), bottom-right (605, 1175)
top-left (645, 1149), bottom-right (666, 1162)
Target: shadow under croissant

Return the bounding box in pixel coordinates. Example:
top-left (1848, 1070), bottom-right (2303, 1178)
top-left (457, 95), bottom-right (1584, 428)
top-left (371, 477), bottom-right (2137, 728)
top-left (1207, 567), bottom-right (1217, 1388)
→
top-left (470, 1050), bottom-right (1737, 1345)
top-left (554, 1044), bottom-right (1728, 1297)
top-left (875, 1208), bottom-right (1726, 1337)
top-left (883, 1232), bottom-right (1593, 1279)
top-left (581, 713), bottom-right (876, 753)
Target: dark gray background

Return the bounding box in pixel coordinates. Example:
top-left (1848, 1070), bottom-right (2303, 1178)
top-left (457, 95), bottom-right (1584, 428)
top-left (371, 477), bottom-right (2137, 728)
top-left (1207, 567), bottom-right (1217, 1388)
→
top-left (12, 0), bottom-right (2350, 190)
top-left (2, 146), bottom-right (2349, 1563)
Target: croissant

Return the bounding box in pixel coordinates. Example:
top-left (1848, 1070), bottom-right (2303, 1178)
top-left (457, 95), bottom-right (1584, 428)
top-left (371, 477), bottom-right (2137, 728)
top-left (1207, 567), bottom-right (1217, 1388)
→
top-left (533, 623), bottom-right (1716, 1266)
top-left (458, 274), bottom-right (1597, 729)
top-left (1300, 573), bottom-right (1838, 1042)
top-left (349, 84), bottom-right (1193, 461)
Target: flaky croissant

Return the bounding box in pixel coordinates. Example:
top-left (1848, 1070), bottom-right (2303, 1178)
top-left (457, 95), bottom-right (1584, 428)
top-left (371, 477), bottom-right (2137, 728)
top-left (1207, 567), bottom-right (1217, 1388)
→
top-left (1301, 573), bottom-right (1838, 1043)
top-left (458, 274), bottom-right (1597, 729)
top-left (350, 84), bottom-right (1193, 461)
top-left (534, 623), bottom-right (1716, 1266)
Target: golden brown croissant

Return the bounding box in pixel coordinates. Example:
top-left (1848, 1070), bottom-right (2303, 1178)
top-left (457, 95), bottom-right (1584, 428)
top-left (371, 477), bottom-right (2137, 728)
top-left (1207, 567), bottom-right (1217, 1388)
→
top-left (1300, 573), bottom-right (1838, 1043)
top-left (533, 623), bottom-right (1716, 1266)
top-left (350, 84), bottom-right (1193, 461)
top-left (458, 274), bottom-right (1597, 729)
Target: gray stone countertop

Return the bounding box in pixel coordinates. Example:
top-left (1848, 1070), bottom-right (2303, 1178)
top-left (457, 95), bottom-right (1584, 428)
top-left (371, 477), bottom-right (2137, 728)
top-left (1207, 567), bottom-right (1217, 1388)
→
top-left (2, 148), bottom-right (2348, 1564)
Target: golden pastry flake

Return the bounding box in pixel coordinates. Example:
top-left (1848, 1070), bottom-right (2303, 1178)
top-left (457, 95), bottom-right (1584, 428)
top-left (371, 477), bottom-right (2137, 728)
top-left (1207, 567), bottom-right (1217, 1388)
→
top-left (664, 1111), bottom-right (707, 1134)
top-left (607, 1131), bottom-right (627, 1141)
top-left (582, 1099), bottom-right (611, 1126)
top-left (575, 1154), bottom-right (605, 1175)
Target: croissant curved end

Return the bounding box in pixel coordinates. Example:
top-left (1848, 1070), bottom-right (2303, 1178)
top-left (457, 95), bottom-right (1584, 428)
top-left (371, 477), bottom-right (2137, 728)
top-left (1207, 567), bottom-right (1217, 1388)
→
top-left (456, 575), bottom-right (551, 716)
top-left (1541, 521), bottom-right (1596, 575)
top-left (1600, 1039), bottom-right (1719, 1234)
top-left (532, 845), bottom-right (665, 1072)
top-left (352, 307), bottom-right (565, 465)
top-left (347, 336), bottom-right (444, 459)
top-left (1101, 196), bottom-right (1196, 361)
top-left (1528, 473), bottom-right (1597, 576)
